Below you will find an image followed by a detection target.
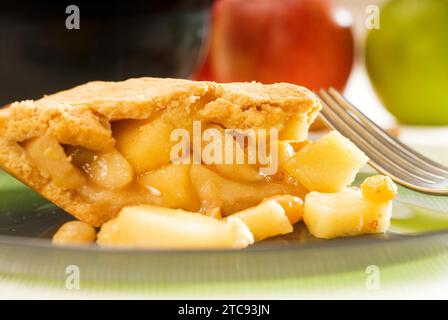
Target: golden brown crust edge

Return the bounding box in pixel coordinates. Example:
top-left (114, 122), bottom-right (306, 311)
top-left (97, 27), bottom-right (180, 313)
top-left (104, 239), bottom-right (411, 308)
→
top-left (0, 77), bottom-right (321, 226)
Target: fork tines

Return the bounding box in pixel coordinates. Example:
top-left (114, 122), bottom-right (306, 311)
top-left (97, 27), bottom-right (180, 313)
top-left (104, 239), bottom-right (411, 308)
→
top-left (315, 88), bottom-right (448, 195)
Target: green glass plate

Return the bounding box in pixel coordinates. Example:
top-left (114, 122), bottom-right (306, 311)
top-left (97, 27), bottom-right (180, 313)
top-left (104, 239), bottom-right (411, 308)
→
top-left (1, 145), bottom-right (448, 294)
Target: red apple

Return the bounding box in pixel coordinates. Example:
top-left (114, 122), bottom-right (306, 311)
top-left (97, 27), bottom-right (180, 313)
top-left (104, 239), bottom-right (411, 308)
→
top-left (194, 0), bottom-right (354, 91)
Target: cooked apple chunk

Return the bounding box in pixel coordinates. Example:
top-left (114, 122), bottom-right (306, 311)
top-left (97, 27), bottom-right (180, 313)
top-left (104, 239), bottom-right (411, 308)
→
top-left (68, 147), bottom-right (134, 189)
top-left (190, 164), bottom-right (295, 215)
top-left (282, 131), bottom-right (368, 193)
top-left (208, 138), bottom-right (264, 182)
top-left (96, 205), bottom-right (254, 249)
top-left (279, 113), bottom-right (309, 141)
top-left (304, 189), bottom-right (364, 239)
top-left (361, 175), bottom-right (397, 202)
top-left (212, 163), bottom-right (265, 183)
top-left (361, 175), bottom-right (396, 233)
top-left (202, 124), bottom-right (265, 183)
top-left (23, 134), bottom-right (85, 189)
top-left (303, 184), bottom-right (394, 239)
top-left (228, 199), bottom-right (293, 241)
top-left (362, 200), bottom-right (392, 234)
top-left (113, 116), bottom-right (178, 174)
top-left (138, 163), bottom-right (200, 211)
top-left (88, 150), bottom-right (134, 189)
top-left (267, 195), bottom-right (304, 224)
top-left (52, 221), bottom-right (96, 246)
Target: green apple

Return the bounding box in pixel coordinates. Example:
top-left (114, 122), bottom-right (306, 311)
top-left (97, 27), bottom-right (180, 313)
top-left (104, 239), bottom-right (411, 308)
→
top-left (366, 0), bottom-right (448, 125)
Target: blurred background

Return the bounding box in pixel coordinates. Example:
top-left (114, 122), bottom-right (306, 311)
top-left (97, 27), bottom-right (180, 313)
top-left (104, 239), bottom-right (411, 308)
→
top-left (0, 1), bottom-right (212, 103)
top-left (1, 0), bottom-right (447, 147)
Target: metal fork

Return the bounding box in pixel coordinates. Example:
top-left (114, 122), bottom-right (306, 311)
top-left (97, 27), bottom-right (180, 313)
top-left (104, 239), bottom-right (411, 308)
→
top-left (316, 88), bottom-right (448, 195)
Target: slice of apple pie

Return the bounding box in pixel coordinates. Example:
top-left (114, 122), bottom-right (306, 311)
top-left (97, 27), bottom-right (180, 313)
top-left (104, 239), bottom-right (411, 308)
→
top-left (0, 77), bottom-right (396, 248)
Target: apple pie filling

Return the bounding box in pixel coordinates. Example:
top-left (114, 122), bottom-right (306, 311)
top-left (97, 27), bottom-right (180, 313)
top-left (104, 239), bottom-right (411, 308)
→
top-left (22, 111), bottom-right (397, 248)
top-left (21, 113), bottom-right (308, 218)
